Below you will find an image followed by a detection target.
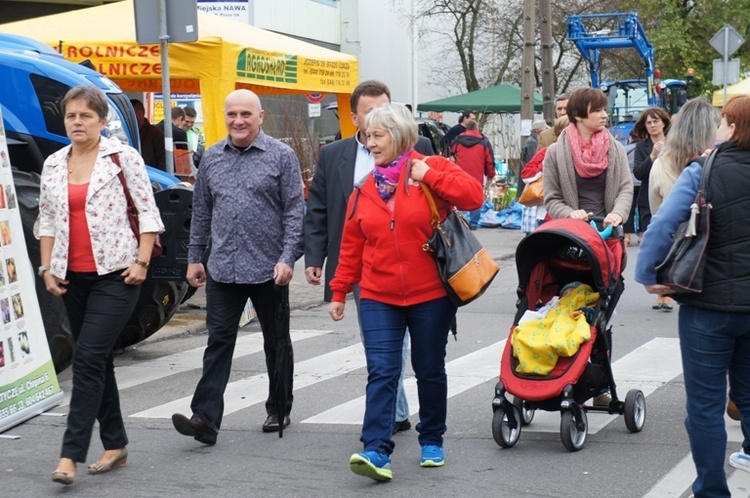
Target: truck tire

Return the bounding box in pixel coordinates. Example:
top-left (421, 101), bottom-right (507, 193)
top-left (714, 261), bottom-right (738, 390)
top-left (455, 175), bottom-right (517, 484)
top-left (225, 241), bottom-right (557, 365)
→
top-left (15, 170), bottom-right (75, 373)
top-left (114, 278), bottom-right (188, 349)
top-left (13, 170), bottom-right (190, 372)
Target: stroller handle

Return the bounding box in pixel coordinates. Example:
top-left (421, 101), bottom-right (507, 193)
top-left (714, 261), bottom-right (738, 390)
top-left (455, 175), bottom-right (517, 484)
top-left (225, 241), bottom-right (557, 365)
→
top-left (589, 216), bottom-right (624, 240)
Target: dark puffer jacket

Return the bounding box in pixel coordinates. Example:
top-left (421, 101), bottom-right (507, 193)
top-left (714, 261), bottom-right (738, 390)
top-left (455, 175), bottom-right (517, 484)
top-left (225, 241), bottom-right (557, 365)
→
top-left (679, 142), bottom-right (750, 311)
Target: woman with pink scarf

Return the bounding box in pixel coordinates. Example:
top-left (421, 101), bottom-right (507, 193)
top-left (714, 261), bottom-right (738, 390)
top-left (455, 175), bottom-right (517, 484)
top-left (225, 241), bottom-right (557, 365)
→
top-left (543, 87), bottom-right (633, 229)
top-left (542, 87), bottom-right (632, 408)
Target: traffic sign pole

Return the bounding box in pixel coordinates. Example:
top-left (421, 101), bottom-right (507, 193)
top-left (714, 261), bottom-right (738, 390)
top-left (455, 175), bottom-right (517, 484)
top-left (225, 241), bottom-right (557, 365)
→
top-left (724, 27), bottom-right (729, 106)
top-left (710, 25), bottom-right (745, 107)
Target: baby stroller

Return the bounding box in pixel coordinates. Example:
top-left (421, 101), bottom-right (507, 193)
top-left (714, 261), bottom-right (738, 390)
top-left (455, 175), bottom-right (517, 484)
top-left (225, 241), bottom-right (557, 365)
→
top-left (490, 218), bottom-right (646, 451)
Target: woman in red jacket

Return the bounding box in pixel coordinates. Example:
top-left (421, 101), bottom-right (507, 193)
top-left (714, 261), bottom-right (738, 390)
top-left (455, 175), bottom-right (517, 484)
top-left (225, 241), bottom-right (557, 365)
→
top-left (329, 104), bottom-right (484, 481)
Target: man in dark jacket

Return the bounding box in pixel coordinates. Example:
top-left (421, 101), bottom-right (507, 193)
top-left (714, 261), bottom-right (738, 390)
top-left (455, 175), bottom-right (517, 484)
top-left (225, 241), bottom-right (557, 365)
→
top-left (439, 109), bottom-right (475, 155)
top-left (156, 106), bottom-right (189, 151)
top-left (450, 120), bottom-right (495, 229)
top-left (131, 99), bottom-right (166, 171)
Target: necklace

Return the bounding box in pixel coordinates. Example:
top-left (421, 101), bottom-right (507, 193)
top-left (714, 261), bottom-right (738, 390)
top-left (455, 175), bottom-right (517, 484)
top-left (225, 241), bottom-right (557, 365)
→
top-left (68, 151), bottom-right (93, 175)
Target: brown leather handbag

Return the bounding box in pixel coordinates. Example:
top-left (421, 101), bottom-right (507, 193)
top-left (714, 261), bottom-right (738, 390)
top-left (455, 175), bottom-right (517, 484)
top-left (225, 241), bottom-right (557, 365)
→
top-left (112, 154), bottom-right (163, 259)
top-left (518, 177), bottom-right (544, 206)
top-left (420, 183), bottom-right (499, 306)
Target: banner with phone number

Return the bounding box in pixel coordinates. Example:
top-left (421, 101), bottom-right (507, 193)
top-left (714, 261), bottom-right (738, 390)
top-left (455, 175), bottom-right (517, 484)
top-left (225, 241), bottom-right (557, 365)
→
top-left (0, 106), bottom-right (63, 433)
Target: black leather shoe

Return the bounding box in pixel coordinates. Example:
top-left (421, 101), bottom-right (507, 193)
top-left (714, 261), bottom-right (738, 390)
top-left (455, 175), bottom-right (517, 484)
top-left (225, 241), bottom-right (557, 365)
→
top-left (393, 419), bottom-right (411, 434)
top-left (172, 413), bottom-right (217, 445)
top-left (262, 414), bottom-right (290, 433)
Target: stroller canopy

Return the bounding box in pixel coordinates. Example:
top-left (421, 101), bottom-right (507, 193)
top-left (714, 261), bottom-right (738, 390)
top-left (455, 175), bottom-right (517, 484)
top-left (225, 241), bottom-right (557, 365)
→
top-left (515, 219), bottom-right (622, 293)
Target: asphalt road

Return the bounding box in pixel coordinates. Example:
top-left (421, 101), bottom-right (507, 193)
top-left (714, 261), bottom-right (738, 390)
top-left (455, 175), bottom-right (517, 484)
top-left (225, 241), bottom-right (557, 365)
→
top-left (3, 242), bottom-right (750, 497)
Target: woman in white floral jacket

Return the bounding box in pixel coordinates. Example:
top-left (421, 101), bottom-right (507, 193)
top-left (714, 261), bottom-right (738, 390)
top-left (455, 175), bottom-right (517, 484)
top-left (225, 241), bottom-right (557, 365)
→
top-left (39, 86), bottom-right (164, 486)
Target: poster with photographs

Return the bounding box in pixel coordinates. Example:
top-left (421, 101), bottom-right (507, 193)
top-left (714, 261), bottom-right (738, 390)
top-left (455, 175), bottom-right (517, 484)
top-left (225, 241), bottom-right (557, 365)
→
top-left (0, 106), bottom-right (62, 433)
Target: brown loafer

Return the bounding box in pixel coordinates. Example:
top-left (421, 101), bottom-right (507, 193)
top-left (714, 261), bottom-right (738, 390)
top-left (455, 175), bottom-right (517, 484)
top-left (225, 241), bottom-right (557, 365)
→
top-left (262, 414), bottom-right (290, 433)
top-left (88, 447), bottom-right (128, 475)
top-left (172, 413), bottom-right (218, 445)
top-left (728, 400), bottom-right (741, 421)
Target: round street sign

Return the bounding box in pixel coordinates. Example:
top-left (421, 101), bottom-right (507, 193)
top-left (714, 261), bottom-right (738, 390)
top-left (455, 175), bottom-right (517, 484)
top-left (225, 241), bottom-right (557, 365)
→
top-left (306, 93), bottom-right (325, 103)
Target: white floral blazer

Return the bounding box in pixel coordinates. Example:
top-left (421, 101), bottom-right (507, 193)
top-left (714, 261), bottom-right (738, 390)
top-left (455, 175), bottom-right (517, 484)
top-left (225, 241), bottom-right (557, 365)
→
top-left (36, 136), bottom-right (165, 279)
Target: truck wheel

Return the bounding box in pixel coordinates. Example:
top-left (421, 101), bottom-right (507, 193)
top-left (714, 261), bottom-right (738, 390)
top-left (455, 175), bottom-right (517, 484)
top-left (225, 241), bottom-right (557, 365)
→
top-left (14, 170), bottom-right (190, 370)
top-left (114, 279), bottom-right (189, 349)
top-left (15, 170), bottom-right (74, 373)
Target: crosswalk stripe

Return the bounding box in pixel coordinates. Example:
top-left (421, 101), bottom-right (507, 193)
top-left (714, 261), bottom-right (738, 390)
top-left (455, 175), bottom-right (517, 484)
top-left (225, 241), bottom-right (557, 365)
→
top-left (643, 450), bottom-right (750, 498)
top-left (728, 465), bottom-right (750, 496)
top-left (55, 329), bottom-right (331, 409)
top-left (130, 342), bottom-right (366, 419)
top-left (118, 329), bottom-right (332, 390)
top-left (642, 454), bottom-right (695, 498)
top-left (641, 406), bottom-right (750, 497)
top-left (520, 338), bottom-right (683, 434)
top-left (302, 340), bottom-right (506, 425)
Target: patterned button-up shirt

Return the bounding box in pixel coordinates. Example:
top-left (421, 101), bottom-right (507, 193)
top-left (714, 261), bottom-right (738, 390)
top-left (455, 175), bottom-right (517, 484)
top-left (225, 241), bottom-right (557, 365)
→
top-left (188, 130), bottom-right (304, 284)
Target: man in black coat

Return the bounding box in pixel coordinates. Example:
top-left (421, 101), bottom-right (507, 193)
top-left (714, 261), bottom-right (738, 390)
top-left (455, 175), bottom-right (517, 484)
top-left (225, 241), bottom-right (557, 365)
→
top-left (156, 106), bottom-right (189, 151)
top-left (439, 109), bottom-right (475, 155)
top-left (304, 80), bottom-right (433, 434)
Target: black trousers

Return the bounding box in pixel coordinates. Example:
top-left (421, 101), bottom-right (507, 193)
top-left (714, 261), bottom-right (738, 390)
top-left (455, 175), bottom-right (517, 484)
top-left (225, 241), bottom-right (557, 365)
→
top-left (61, 271), bottom-right (139, 462)
top-left (190, 276), bottom-right (293, 432)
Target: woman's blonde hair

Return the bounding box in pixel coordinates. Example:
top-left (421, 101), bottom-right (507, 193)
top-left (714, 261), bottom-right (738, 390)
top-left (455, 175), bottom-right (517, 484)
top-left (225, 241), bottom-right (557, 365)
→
top-left (661, 97), bottom-right (719, 177)
top-left (553, 115), bottom-right (570, 138)
top-left (363, 104), bottom-right (418, 155)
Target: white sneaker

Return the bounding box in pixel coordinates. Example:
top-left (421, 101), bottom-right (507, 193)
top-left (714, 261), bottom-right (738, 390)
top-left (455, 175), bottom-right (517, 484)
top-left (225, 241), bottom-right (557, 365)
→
top-left (729, 451), bottom-right (750, 473)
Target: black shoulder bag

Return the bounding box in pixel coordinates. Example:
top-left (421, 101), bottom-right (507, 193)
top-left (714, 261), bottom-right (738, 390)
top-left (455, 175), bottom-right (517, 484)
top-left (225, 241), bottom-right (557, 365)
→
top-left (655, 149), bottom-right (717, 294)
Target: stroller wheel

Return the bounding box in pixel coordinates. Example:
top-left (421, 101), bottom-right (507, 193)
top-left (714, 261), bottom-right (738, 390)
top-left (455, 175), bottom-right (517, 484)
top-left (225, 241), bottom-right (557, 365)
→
top-left (492, 404), bottom-right (522, 448)
top-left (624, 389), bottom-right (646, 433)
top-left (513, 396), bottom-right (535, 426)
top-left (560, 409), bottom-right (588, 452)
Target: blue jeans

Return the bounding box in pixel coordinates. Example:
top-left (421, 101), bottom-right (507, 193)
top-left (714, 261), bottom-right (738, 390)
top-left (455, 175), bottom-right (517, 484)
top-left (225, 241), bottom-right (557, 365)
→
top-left (359, 297), bottom-right (456, 455)
top-left (679, 305), bottom-right (750, 498)
top-left (354, 286), bottom-right (409, 422)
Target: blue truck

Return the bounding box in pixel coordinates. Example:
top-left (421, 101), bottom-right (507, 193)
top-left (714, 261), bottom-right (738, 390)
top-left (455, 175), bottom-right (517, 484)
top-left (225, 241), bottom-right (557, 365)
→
top-left (0, 33), bottom-right (192, 372)
top-left (566, 13), bottom-right (689, 143)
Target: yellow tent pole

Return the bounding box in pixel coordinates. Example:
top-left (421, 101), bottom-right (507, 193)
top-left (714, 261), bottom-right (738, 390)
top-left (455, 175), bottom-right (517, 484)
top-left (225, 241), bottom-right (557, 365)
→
top-left (201, 78), bottom-right (235, 146)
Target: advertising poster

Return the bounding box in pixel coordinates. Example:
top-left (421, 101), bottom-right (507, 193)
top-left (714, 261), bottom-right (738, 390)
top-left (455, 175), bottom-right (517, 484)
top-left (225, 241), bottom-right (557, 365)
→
top-left (0, 107), bottom-right (63, 433)
top-left (149, 92), bottom-right (203, 128)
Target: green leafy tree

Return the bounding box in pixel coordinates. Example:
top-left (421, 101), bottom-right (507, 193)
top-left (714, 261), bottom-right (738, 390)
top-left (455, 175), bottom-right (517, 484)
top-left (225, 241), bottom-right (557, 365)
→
top-left (625, 0), bottom-right (750, 97)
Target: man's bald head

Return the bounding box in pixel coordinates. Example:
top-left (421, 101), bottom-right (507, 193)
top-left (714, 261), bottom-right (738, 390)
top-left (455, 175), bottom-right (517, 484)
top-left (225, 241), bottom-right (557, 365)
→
top-left (223, 89), bottom-right (264, 148)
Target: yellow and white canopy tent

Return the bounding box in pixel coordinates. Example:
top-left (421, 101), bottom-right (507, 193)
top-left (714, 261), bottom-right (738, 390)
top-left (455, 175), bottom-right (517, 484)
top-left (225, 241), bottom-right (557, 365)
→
top-left (713, 77), bottom-right (750, 107)
top-left (0, 0), bottom-right (358, 145)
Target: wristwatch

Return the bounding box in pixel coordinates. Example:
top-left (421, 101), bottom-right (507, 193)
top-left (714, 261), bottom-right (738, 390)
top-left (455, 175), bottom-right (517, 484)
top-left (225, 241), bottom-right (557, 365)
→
top-left (38, 265), bottom-right (51, 276)
top-left (134, 258), bottom-right (150, 268)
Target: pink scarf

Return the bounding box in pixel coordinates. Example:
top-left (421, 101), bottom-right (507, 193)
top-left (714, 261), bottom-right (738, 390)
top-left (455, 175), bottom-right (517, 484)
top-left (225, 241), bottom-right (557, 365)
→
top-left (565, 123), bottom-right (610, 178)
top-left (373, 149), bottom-right (413, 201)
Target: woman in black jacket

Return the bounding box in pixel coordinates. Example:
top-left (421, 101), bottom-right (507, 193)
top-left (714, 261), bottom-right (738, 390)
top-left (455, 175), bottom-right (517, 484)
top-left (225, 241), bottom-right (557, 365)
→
top-left (633, 107), bottom-right (671, 312)
top-left (632, 107), bottom-right (671, 235)
top-left (635, 94), bottom-right (750, 498)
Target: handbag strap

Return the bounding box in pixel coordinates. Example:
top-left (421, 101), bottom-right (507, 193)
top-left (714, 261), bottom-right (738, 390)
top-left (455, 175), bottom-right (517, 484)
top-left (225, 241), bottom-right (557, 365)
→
top-left (419, 182), bottom-right (441, 227)
top-left (111, 153), bottom-right (137, 214)
top-left (697, 148), bottom-right (718, 204)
